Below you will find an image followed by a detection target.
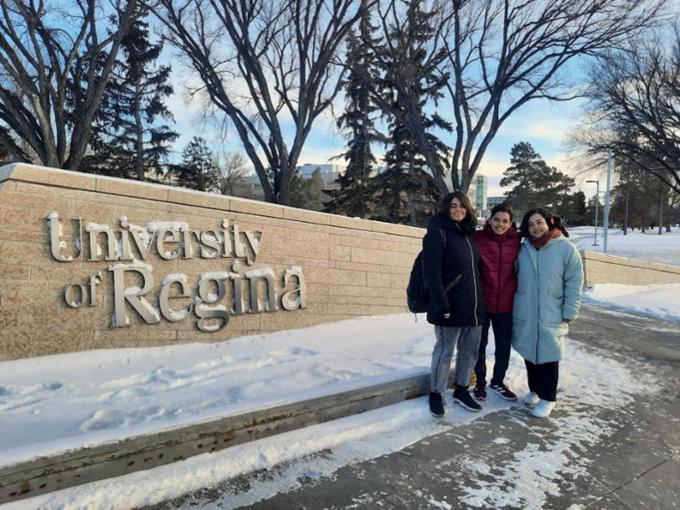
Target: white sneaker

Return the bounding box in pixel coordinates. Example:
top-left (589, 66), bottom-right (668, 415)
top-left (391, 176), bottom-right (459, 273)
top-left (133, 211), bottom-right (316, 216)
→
top-left (531, 399), bottom-right (555, 418)
top-left (523, 391), bottom-right (540, 406)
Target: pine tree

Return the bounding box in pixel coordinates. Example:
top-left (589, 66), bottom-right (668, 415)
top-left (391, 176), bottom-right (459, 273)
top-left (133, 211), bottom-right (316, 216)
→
top-left (88, 5), bottom-right (178, 180)
top-left (324, 15), bottom-right (380, 218)
top-left (370, 0), bottom-right (448, 226)
top-left (171, 137), bottom-right (220, 191)
top-left (500, 142), bottom-right (574, 216)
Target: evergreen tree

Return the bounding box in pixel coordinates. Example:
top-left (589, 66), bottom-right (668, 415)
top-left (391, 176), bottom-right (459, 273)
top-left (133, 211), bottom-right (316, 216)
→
top-left (500, 142), bottom-right (574, 216)
top-left (87, 5), bottom-right (178, 180)
top-left (325, 15), bottom-right (380, 218)
top-left (171, 137), bottom-right (220, 191)
top-left (370, 0), bottom-right (449, 226)
top-left (289, 168), bottom-right (327, 211)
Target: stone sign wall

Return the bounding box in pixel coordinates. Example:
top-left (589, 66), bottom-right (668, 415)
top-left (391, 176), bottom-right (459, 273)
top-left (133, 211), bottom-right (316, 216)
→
top-left (580, 249), bottom-right (680, 287)
top-left (0, 164), bottom-right (422, 361)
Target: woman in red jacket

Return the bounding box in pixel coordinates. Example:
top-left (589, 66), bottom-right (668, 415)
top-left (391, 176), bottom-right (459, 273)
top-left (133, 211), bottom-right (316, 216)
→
top-left (472, 203), bottom-right (521, 401)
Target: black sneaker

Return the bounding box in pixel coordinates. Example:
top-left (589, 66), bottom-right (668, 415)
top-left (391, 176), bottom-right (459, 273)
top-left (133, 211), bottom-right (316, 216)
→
top-left (429, 391), bottom-right (444, 417)
top-left (490, 383), bottom-right (518, 401)
top-left (453, 388), bottom-right (482, 412)
top-left (473, 383), bottom-right (487, 401)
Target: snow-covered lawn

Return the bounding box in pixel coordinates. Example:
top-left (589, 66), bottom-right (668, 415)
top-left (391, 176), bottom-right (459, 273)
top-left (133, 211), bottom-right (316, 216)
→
top-left (570, 225), bottom-right (680, 266)
top-left (0, 312), bottom-right (665, 510)
top-left (583, 283), bottom-right (680, 323)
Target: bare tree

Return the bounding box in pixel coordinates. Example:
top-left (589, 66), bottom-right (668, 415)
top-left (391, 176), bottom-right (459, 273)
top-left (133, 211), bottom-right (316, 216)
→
top-left (574, 33), bottom-right (680, 196)
top-left (151, 0), bottom-right (368, 204)
top-left (216, 151), bottom-right (249, 196)
top-left (439, 0), bottom-right (666, 192)
top-left (0, 0), bottom-right (138, 169)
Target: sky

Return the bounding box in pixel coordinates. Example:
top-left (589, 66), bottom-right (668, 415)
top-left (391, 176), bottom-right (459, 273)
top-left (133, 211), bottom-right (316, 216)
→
top-left (156, 22), bottom-right (616, 204)
top-left (165, 76), bottom-right (596, 199)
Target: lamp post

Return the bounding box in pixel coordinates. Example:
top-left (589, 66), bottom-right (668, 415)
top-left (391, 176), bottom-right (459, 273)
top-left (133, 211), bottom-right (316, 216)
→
top-left (586, 179), bottom-right (600, 246)
top-left (603, 149), bottom-right (612, 254)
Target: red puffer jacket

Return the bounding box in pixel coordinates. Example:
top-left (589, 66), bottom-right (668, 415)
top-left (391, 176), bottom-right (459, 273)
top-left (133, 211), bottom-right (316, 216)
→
top-left (473, 223), bottom-right (521, 314)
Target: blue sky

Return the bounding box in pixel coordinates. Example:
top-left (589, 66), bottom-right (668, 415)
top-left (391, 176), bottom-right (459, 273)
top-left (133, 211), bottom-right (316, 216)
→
top-left (161, 48), bottom-right (604, 202)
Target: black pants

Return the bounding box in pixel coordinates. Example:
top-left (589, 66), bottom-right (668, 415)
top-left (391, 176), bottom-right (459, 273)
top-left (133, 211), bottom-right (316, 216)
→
top-left (524, 359), bottom-right (559, 402)
top-left (474, 311), bottom-right (512, 386)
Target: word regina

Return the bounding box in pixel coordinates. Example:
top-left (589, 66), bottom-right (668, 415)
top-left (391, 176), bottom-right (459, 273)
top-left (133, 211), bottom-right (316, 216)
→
top-left (48, 213), bottom-right (306, 332)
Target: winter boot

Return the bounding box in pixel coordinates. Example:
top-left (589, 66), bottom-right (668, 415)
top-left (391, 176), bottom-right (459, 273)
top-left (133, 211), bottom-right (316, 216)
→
top-left (531, 399), bottom-right (555, 418)
top-left (523, 391), bottom-right (540, 406)
top-left (429, 391), bottom-right (444, 417)
top-left (453, 387), bottom-right (482, 412)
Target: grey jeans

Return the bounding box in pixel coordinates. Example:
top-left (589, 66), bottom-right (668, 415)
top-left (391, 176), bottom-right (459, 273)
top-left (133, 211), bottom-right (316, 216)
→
top-left (430, 325), bottom-right (482, 393)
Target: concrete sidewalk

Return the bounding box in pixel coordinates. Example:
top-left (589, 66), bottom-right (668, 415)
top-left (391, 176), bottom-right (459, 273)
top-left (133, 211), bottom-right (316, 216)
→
top-left (150, 306), bottom-right (680, 509)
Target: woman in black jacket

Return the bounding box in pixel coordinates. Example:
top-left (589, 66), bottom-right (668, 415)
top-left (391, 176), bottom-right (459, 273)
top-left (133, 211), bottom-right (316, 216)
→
top-left (423, 191), bottom-right (486, 417)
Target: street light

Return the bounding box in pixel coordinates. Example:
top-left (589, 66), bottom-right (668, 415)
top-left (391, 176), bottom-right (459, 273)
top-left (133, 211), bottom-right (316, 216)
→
top-left (586, 179), bottom-right (600, 246)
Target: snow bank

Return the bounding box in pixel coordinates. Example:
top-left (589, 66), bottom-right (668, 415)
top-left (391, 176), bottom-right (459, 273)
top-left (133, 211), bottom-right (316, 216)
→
top-left (583, 283), bottom-right (680, 323)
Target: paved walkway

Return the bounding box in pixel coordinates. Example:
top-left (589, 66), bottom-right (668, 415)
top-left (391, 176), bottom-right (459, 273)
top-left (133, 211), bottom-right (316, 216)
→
top-left (150, 306), bottom-right (680, 509)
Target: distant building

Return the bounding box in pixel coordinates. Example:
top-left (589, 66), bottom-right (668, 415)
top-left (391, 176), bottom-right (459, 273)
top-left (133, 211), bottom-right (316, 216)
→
top-left (297, 163), bottom-right (345, 190)
top-left (487, 196), bottom-right (507, 209)
top-left (236, 163), bottom-right (346, 201)
top-left (467, 175), bottom-right (488, 216)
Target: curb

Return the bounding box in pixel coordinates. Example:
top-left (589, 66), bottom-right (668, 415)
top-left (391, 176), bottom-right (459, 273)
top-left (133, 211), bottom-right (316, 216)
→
top-left (0, 371), bottom-right (453, 504)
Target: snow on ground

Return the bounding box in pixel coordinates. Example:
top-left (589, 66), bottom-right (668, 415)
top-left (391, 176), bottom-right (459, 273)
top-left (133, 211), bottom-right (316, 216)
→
top-left (570, 226), bottom-right (680, 266)
top-left (0, 313), bottom-right (662, 510)
top-left (583, 283), bottom-right (680, 323)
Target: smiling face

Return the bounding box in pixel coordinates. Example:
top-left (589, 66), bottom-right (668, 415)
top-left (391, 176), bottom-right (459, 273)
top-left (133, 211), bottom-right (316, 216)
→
top-left (449, 197), bottom-right (467, 222)
top-left (528, 213), bottom-right (550, 239)
top-left (490, 211), bottom-right (512, 236)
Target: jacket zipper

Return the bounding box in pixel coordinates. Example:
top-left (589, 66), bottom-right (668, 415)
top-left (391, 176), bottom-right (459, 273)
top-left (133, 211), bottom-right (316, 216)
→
top-left (535, 249), bottom-right (540, 363)
top-left (496, 236), bottom-right (502, 311)
top-left (465, 236), bottom-right (479, 326)
top-left (445, 274), bottom-right (462, 292)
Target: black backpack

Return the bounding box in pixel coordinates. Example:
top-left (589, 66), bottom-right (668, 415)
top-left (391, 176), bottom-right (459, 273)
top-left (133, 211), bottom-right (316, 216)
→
top-left (406, 228), bottom-right (445, 313)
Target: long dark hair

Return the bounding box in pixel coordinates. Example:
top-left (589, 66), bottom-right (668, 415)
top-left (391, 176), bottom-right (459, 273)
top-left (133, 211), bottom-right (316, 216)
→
top-left (439, 191), bottom-right (477, 229)
top-left (519, 208), bottom-right (569, 238)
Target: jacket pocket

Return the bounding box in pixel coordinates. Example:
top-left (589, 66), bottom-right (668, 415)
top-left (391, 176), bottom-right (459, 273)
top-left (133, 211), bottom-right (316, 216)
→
top-left (445, 274), bottom-right (462, 292)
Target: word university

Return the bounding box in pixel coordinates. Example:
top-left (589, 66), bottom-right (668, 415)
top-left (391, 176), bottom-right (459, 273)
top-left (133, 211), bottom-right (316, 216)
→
top-left (47, 213), bottom-right (306, 332)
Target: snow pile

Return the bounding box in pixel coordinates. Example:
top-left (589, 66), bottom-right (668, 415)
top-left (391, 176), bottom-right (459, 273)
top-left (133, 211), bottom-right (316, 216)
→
top-left (0, 313), bottom-right (658, 509)
top-left (583, 283), bottom-right (680, 323)
top-left (570, 226), bottom-right (680, 267)
top-left (0, 315), bottom-right (434, 466)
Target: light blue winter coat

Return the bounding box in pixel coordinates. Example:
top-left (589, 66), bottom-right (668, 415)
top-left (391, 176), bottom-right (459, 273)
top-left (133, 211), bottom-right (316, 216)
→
top-left (512, 235), bottom-right (584, 364)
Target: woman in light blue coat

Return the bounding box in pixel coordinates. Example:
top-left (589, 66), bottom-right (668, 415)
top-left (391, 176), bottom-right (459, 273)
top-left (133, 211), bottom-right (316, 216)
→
top-left (512, 208), bottom-right (583, 418)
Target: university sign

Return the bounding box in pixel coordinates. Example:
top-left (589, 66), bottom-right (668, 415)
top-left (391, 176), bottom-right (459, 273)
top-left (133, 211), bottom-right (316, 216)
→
top-left (47, 213), bottom-right (307, 332)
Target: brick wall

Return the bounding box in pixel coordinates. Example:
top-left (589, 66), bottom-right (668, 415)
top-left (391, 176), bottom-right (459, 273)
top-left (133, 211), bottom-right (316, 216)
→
top-left (0, 164), bottom-right (423, 360)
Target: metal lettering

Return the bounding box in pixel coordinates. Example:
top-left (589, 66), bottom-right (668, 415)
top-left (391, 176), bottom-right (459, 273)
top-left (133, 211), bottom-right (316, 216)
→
top-left (232, 224), bottom-right (246, 258)
top-left (246, 267), bottom-right (277, 313)
top-left (64, 283), bottom-right (86, 308)
top-left (159, 274), bottom-right (192, 322)
top-left (47, 213), bottom-right (81, 262)
top-left (281, 266), bottom-right (307, 310)
top-left (86, 223), bottom-right (118, 261)
top-left (180, 227), bottom-right (194, 259)
top-left (109, 263), bottom-right (160, 327)
top-left (129, 226), bottom-right (156, 259)
top-left (199, 230), bottom-right (221, 259)
top-left (156, 228), bottom-right (181, 260)
top-left (243, 231), bottom-right (261, 265)
top-left (88, 272), bottom-right (102, 307)
top-left (195, 272), bottom-right (230, 332)
top-left (221, 219), bottom-right (233, 258)
top-left (230, 261), bottom-right (245, 315)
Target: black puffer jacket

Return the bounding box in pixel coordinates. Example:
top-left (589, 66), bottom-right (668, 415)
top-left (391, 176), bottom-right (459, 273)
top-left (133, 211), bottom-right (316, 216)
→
top-left (422, 213), bottom-right (486, 327)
